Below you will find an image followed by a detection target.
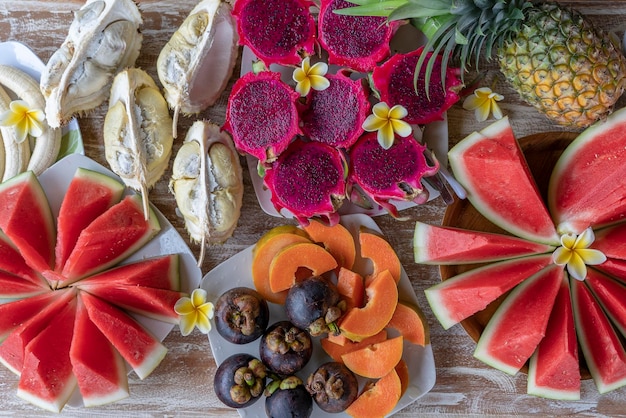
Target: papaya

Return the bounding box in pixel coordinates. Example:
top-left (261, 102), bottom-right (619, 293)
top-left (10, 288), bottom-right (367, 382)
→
top-left (304, 220), bottom-right (356, 270)
top-left (395, 359), bottom-right (410, 398)
top-left (386, 301), bottom-right (429, 346)
top-left (321, 330), bottom-right (388, 362)
top-left (345, 368), bottom-right (402, 418)
top-left (341, 336), bottom-right (403, 379)
top-left (336, 267), bottom-right (364, 311)
top-left (268, 242), bottom-right (338, 293)
top-left (359, 229), bottom-right (401, 284)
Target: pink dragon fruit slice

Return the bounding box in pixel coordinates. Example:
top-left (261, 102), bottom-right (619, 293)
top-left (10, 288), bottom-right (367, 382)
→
top-left (318, 0), bottom-right (400, 73)
top-left (223, 70), bottom-right (300, 163)
top-left (232, 0), bottom-right (316, 67)
top-left (300, 70), bottom-right (370, 149)
top-left (372, 47), bottom-right (462, 125)
top-left (348, 132), bottom-right (439, 218)
top-left (263, 139), bottom-right (347, 226)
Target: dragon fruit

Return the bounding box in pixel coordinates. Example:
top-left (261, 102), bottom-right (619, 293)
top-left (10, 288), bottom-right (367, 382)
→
top-left (299, 70), bottom-right (370, 149)
top-left (223, 69), bottom-right (300, 163)
top-left (372, 47), bottom-right (462, 125)
top-left (348, 132), bottom-right (439, 218)
top-left (232, 0), bottom-right (316, 67)
top-left (318, 0), bottom-right (400, 73)
top-left (263, 139), bottom-right (347, 226)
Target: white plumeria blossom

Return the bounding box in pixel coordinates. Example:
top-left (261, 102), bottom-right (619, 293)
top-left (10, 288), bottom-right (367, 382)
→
top-left (292, 57), bottom-right (330, 97)
top-left (462, 87), bottom-right (504, 122)
top-left (174, 288), bottom-right (215, 336)
top-left (362, 102), bottom-right (412, 149)
top-left (0, 99), bottom-right (45, 143)
top-left (552, 227), bottom-right (606, 281)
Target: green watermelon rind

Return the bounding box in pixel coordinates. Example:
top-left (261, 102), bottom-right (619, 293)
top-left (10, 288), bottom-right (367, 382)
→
top-left (448, 117), bottom-right (560, 246)
top-left (413, 221), bottom-right (555, 265)
top-left (473, 264), bottom-right (563, 376)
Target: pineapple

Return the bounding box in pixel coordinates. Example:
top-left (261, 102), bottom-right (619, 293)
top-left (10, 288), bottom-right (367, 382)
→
top-left (338, 0), bottom-right (626, 128)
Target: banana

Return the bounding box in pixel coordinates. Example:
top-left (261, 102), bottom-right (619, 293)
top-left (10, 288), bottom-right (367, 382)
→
top-left (0, 83), bottom-right (30, 182)
top-left (0, 65), bottom-right (62, 177)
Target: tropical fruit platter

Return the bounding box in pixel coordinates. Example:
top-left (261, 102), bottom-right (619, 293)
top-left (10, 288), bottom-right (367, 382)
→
top-left (2, 0), bottom-right (626, 416)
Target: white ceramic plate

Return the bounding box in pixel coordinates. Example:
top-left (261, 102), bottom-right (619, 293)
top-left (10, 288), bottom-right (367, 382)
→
top-left (38, 154), bottom-right (203, 407)
top-left (240, 24), bottom-right (449, 219)
top-left (201, 213), bottom-right (436, 417)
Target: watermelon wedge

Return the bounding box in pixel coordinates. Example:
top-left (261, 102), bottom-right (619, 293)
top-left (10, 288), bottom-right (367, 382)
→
top-left (593, 258), bottom-right (626, 285)
top-left (80, 291), bottom-right (168, 380)
top-left (55, 167), bottom-right (125, 272)
top-left (0, 171), bottom-right (55, 272)
top-left (0, 291), bottom-right (61, 342)
top-left (0, 270), bottom-right (48, 299)
top-left (70, 296), bottom-right (129, 407)
top-left (585, 268), bottom-right (626, 338)
top-left (549, 107), bottom-right (626, 234)
top-left (16, 297), bottom-right (77, 413)
top-left (589, 222), bottom-right (626, 260)
top-left (77, 254), bottom-right (181, 291)
top-left (571, 278), bottom-right (626, 394)
top-left (473, 264), bottom-right (564, 375)
top-left (425, 254), bottom-right (553, 330)
top-left (0, 231), bottom-right (45, 286)
top-left (61, 194), bottom-right (161, 283)
top-left (414, 221), bottom-right (555, 264)
top-left (527, 277), bottom-right (580, 400)
top-left (448, 117), bottom-right (559, 245)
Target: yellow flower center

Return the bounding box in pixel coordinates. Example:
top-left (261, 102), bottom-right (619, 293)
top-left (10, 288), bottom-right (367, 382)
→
top-left (0, 99), bottom-right (46, 143)
top-left (362, 102), bottom-right (412, 149)
top-left (552, 227), bottom-right (606, 281)
top-left (174, 288), bottom-right (214, 336)
top-left (293, 57), bottom-right (330, 97)
top-left (462, 87), bottom-right (504, 122)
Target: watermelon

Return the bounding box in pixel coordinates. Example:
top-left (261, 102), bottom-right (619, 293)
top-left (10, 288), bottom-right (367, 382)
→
top-left (0, 231), bottom-right (45, 286)
top-left (473, 264), bottom-right (564, 375)
top-left (527, 276), bottom-right (580, 400)
top-left (593, 258), bottom-right (626, 285)
top-left (0, 291), bottom-right (61, 342)
top-left (80, 291), bottom-right (168, 380)
top-left (571, 278), bottom-right (626, 394)
top-left (77, 254), bottom-right (181, 290)
top-left (61, 194), bottom-right (161, 283)
top-left (0, 171), bottom-right (55, 272)
top-left (0, 270), bottom-right (48, 299)
top-left (70, 296), bottom-right (129, 407)
top-left (414, 221), bottom-right (555, 264)
top-left (585, 268), bottom-right (626, 337)
top-left (425, 254), bottom-right (553, 330)
top-left (16, 298), bottom-right (77, 413)
top-left (549, 106), bottom-right (626, 234)
top-left (54, 167), bottom-right (125, 272)
top-left (589, 221), bottom-right (626, 260)
top-left (448, 117), bottom-right (559, 245)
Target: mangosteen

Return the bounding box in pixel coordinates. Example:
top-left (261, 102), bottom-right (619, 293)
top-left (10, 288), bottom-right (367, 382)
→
top-left (284, 276), bottom-right (342, 336)
top-left (214, 287), bottom-right (269, 344)
top-left (265, 375), bottom-right (313, 418)
top-left (214, 353), bottom-right (267, 409)
top-left (306, 362), bottom-right (359, 413)
top-left (260, 320), bottom-right (313, 376)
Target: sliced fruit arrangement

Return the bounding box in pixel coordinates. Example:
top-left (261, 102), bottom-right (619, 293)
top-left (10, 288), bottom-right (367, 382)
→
top-left (225, 0), bottom-right (459, 224)
top-left (0, 166), bottom-right (190, 412)
top-left (414, 107), bottom-right (626, 399)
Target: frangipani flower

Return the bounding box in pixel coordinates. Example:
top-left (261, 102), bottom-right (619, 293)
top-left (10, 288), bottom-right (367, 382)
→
top-left (362, 102), bottom-right (412, 149)
top-left (0, 99), bottom-right (45, 143)
top-left (553, 227), bottom-right (606, 281)
top-left (175, 288), bottom-right (214, 336)
top-left (293, 57), bottom-right (330, 97)
top-left (462, 87), bottom-right (504, 122)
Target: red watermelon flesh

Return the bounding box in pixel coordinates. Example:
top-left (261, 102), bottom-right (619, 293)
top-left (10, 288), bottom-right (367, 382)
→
top-left (414, 221), bottom-right (555, 265)
top-left (473, 264), bottom-right (564, 375)
top-left (61, 194), bottom-right (161, 283)
top-left (55, 167), bottom-right (125, 272)
top-left (78, 283), bottom-right (184, 324)
top-left (549, 107), bottom-right (626, 234)
top-left (571, 278), bottom-right (626, 394)
top-left (593, 258), bottom-right (626, 285)
top-left (0, 171), bottom-right (55, 272)
top-left (585, 268), bottom-right (626, 338)
top-left (80, 291), bottom-right (168, 380)
top-left (590, 222), bottom-right (626, 260)
top-left (0, 270), bottom-right (48, 299)
top-left (0, 291), bottom-right (61, 342)
top-left (70, 296), bottom-right (129, 407)
top-left (0, 231), bottom-right (45, 286)
top-left (77, 254), bottom-right (181, 291)
top-left (0, 289), bottom-right (74, 375)
top-left (16, 298), bottom-right (77, 413)
top-left (448, 117), bottom-right (559, 245)
top-left (527, 277), bottom-right (580, 400)
top-left (425, 254), bottom-right (553, 330)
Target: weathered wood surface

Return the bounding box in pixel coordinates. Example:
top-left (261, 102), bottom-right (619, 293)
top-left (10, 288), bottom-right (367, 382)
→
top-left (0, 0), bottom-right (626, 416)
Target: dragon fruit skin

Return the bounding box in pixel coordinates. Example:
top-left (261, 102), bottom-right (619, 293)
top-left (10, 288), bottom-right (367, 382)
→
top-left (300, 71), bottom-right (370, 149)
top-left (232, 0), bottom-right (316, 67)
top-left (372, 47), bottom-right (462, 125)
top-left (223, 70), bottom-right (301, 163)
top-left (349, 132), bottom-right (439, 218)
top-left (318, 0), bottom-right (401, 73)
top-left (263, 139), bottom-right (348, 226)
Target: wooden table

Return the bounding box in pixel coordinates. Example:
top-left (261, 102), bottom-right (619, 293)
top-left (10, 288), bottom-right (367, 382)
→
top-left (1, 0), bottom-right (626, 416)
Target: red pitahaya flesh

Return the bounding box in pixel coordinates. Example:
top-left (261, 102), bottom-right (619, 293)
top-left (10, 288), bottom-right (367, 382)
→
top-left (223, 70), bottom-right (300, 163)
top-left (318, 0), bottom-right (400, 73)
top-left (372, 47), bottom-right (462, 125)
top-left (263, 139), bottom-right (347, 226)
top-left (300, 71), bottom-right (370, 149)
top-left (232, 0), bottom-right (316, 67)
top-left (349, 132), bottom-right (439, 218)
